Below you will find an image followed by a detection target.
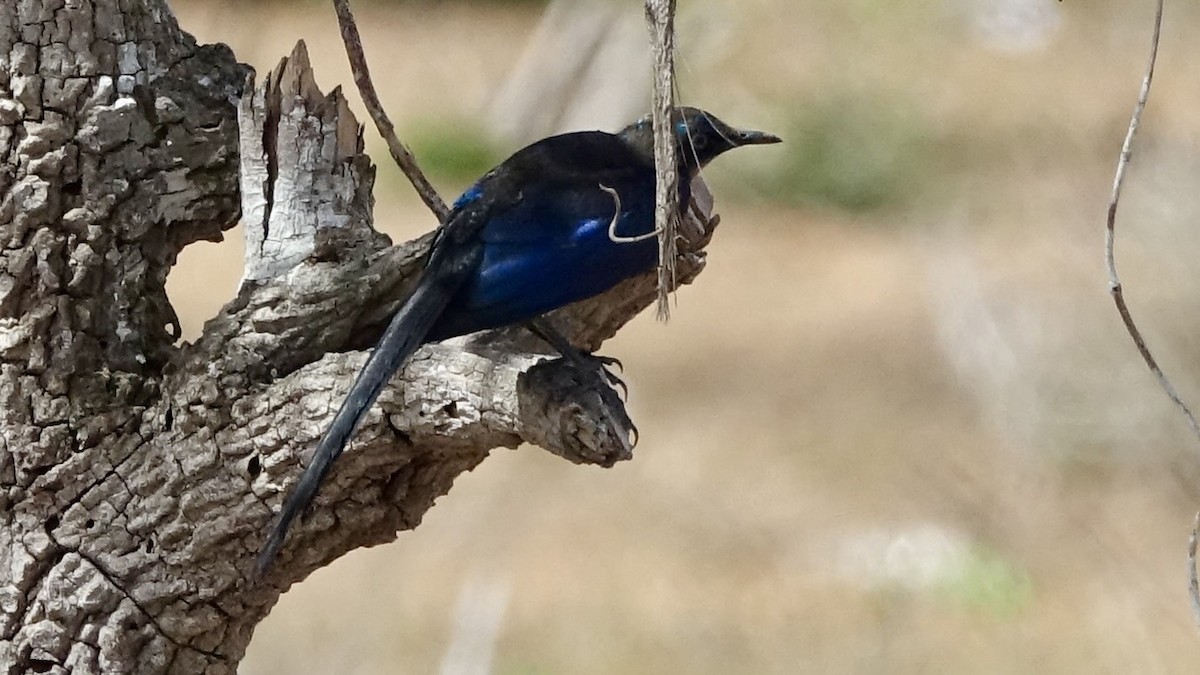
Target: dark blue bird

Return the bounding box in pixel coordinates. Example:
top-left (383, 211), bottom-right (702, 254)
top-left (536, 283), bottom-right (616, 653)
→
top-left (256, 108), bottom-right (780, 574)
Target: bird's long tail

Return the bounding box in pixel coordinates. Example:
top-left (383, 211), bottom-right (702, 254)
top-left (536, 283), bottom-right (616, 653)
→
top-left (255, 271), bottom-right (460, 576)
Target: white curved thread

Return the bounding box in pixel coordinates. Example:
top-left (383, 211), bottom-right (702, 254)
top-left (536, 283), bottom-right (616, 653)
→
top-left (603, 184), bottom-right (661, 243)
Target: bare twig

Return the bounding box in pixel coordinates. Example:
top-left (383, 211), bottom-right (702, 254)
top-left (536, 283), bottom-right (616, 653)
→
top-left (1190, 511), bottom-right (1200, 624)
top-left (645, 0), bottom-right (679, 320)
top-left (332, 0), bottom-right (449, 221)
top-left (1105, 0), bottom-right (1197, 440)
top-left (1103, 0), bottom-right (1200, 625)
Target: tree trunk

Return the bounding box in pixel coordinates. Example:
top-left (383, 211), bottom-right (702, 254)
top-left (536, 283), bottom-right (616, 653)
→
top-left (0, 3), bottom-right (715, 673)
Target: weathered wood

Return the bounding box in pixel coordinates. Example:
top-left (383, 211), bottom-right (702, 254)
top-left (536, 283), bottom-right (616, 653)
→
top-left (2, 0), bottom-right (247, 672)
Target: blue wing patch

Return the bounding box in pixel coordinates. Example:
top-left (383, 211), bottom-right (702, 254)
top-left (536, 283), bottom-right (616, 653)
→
top-left (452, 182), bottom-right (484, 210)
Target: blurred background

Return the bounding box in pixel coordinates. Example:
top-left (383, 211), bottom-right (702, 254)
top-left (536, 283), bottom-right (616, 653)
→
top-left (170, 0), bottom-right (1200, 672)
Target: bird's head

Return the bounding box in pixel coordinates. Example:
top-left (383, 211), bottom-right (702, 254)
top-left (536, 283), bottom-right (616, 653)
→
top-left (620, 107), bottom-right (781, 170)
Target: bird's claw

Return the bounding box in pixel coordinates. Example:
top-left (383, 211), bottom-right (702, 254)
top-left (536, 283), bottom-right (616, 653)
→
top-left (523, 321), bottom-right (628, 399)
top-left (565, 351), bottom-right (625, 399)
top-left (586, 353), bottom-right (627, 399)
top-left (593, 354), bottom-right (623, 373)
top-left (604, 367), bottom-right (628, 400)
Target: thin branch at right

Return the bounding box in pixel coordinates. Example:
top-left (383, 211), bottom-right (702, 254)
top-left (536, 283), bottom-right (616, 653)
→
top-left (1101, 0), bottom-right (1200, 626)
top-left (1104, 0), bottom-right (1199, 442)
top-left (1189, 511), bottom-right (1200, 625)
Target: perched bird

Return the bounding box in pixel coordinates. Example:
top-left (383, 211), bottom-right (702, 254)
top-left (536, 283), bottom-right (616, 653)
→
top-left (256, 107), bottom-right (780, 574)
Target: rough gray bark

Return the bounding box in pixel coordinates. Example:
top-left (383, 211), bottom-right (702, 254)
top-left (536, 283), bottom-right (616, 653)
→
top-left (0, 4), bottom-right (716, 674)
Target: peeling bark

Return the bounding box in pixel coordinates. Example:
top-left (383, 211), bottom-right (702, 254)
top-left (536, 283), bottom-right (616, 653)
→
top-left (0, 4), bottom-right (717, 674)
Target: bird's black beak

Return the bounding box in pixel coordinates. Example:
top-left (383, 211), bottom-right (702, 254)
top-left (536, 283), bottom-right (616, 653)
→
top-left (734, 129), bottom-right (783, 146)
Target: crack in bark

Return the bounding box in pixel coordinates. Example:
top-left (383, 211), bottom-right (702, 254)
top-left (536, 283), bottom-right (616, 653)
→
top-left (66, 543), bottom-right (225, 666)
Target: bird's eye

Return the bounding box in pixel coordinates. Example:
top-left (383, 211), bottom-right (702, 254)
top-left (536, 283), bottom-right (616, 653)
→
top-left (692, 134), bottom-right (708, 150)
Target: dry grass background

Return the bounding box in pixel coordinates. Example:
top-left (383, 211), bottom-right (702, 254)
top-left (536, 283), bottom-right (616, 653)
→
top-left (167, 0), bottom-right (1200, 672)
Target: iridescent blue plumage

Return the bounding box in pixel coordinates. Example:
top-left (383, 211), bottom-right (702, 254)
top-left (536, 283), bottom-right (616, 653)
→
top-left (452, 182), bottom-right (484, 210)
top-left (257, 108), bottom-right (780, 574)
top-left (430, 164), bottom-right (681, 338)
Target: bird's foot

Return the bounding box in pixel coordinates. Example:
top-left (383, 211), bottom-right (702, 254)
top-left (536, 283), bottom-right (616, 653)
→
top-left (517, 355), bottom-right (639, 464)
top-left (560, 350), bottom-right (636, 445)
top-left (524, 319), bottom-right (636, 446)
top-left (573, 351), bottom-right (627, 400)
top-left (526, 319), bottom-right (628, 398)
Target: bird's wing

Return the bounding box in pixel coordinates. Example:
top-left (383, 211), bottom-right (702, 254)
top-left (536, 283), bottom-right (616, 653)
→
top-left (430, 166), bottom-right (660, 337)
